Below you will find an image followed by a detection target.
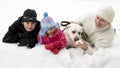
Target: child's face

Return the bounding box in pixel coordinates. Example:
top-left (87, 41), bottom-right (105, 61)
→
top-left (46, 27), bottom-right (56, 35)
top-left (22, 22), bottom-right (36, 32)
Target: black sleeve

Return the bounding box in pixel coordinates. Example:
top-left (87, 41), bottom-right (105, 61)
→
top-left (2, 17), bottom-right (22, 43)
top-left (2, 24), bottom-right (19, 43)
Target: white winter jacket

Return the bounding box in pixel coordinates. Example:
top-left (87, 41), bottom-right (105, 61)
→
top-left (76, 13), bottom-right (114, 55)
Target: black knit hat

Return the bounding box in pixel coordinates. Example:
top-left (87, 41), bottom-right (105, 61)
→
top-left (22, 9), bottom-right (37, 22)
top-left (23, 9), bottom-right (37, 18)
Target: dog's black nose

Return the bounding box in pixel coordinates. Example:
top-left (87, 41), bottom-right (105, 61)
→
top-left (74, 37), bottom-right (79, 41)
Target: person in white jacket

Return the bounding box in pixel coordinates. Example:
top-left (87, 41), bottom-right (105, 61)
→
top-left (75, 6), bottom-right (115, 55)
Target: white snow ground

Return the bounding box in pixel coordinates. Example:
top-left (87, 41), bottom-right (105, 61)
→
top-left (0, 31), bottom-right (120, 68)
top-left (1, 0), bottom-right (120, 68)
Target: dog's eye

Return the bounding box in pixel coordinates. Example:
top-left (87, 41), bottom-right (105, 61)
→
top-left (78, 32), bottom-right (81, 35)
top-left (72, 31), bottom-right (76, 34)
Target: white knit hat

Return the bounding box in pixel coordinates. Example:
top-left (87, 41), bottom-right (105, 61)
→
top-left (97, 6), bottom-right (115, 23)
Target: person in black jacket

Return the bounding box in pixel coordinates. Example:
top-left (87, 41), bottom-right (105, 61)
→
top-left (2, 9), bottom-right (41, 49)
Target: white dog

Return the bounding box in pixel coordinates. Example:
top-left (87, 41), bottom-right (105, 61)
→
top-left (61, 21), bottom-right (88, 49)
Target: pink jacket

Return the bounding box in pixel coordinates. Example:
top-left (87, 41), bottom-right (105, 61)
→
top-left (37, 28), bottom-right (66, 54)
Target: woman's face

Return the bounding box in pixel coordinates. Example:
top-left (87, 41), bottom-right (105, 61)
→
top-left (95, 15), bottom-right (110, 28)
top-left (22, 22), bottom-right (36, 31)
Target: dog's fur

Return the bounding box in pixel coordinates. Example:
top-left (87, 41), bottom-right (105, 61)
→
top-left (61, 21), bottom-right (88, 49)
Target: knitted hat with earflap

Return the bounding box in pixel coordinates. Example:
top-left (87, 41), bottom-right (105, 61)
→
top-left (97, 6), bottom-right (115, 23)
top-left (38, 12), bottom-right (59, 43)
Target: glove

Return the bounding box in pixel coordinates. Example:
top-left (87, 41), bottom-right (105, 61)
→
top-left (18, 39), bottom-right (28, 46)
top-left (27, 45), bottom-right (35, 49)
top-left (51, 49), bottom-right (59, 54)
top-left (45, 42), bottom-right (62, 54)
top-left (54, 41), bottom-right (62, 50)
top-left (27, 39), bottom-right (35, 49)
top-left (45, 42), bottom-right (63, 50)
top-left (18, 39), bottom-right (35, 49)
top-left (45, 43), bottom-right (55, 50)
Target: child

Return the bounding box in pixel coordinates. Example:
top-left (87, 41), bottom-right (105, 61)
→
top-left (37, 12), bottom-right (66, 54)
top-left (2, 9), bottom-right (41, 48)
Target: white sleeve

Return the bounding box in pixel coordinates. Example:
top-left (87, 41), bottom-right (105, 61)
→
top-left (84, 42), bottom-right (95, 55)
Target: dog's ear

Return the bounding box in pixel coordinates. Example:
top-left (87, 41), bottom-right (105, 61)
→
top-left (81, 29), bottom-right (88, 41)
top-left (60, 21), bottom-right (71, 26)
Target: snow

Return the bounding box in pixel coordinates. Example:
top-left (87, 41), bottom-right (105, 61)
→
top-left (0, 35), bottom-right (120, 68)
top-left (1, 0), bottom-right (120, 68)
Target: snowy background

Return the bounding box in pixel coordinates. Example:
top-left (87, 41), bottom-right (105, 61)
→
top-left (0, 0), bottom-right (120, 68)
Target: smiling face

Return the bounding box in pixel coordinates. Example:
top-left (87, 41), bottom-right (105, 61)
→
top-left (95, 15), bottom-right (110, 28)
top-left (22, 22), bottom-right (36, 32)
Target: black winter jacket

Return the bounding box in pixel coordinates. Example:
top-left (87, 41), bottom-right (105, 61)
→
top-left (2, 16), bottom-right (41, 48)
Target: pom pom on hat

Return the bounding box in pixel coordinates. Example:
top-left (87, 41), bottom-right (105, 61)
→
top-left (43, 12), bottom-right (48, 18)
top-left (97, 6), bottom-right (115, 23)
